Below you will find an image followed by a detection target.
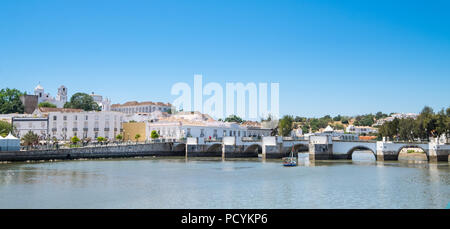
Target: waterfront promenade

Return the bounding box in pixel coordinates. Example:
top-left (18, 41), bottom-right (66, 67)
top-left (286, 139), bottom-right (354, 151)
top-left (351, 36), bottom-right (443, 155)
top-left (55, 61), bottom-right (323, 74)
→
top-left (1, 136), bottom-right (449, 163)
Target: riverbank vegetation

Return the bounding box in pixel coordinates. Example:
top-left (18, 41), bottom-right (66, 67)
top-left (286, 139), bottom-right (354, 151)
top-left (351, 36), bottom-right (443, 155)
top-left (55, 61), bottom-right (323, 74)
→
top-left (378, 106), bottom-right (450, 141)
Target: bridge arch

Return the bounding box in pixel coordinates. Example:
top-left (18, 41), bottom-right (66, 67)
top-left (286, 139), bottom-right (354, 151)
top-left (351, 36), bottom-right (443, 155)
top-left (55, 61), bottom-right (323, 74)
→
top-left (396, 145), bottom-right (429, 161)
top-left (206, 143), bottom-right (223, 153)
top-left (346, 146), bottom-right (377, 160)
top-left (292, 143), bottom-right (309, 153)
top-left (244, 144), bottom-right (262, 153)
top-left (173, 143), bottom-right (186, 152)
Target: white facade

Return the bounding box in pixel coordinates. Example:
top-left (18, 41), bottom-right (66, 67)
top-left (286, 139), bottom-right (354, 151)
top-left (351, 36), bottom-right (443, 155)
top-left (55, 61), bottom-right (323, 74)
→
top-left (305, 125), bottom-right (359, 141)
top-left (90, 93), bottom-right (112, 111)
top-left (123, 111), bottom-right (168, 123)
top-left (47, 111), bottom-right (124, 141)
top-left (346, 125), bottom-right (378, 135)
top-left (374, 113), bottom-right (419, 126)
top-left (291, 128), bottom-right (303, 137)
top-left (144, 112), bottom-right (271, 141)
top-left (34, 84), bottom-right (68, 108)
top-left (111, 101), bottom-right (172, 114)
top-left (12, 117), bottom-right (49, 139)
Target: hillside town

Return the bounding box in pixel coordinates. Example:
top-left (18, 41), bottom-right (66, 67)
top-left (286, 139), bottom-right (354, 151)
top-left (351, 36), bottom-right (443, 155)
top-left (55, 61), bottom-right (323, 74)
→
top-left (0, 84), bottom-right (448, 151)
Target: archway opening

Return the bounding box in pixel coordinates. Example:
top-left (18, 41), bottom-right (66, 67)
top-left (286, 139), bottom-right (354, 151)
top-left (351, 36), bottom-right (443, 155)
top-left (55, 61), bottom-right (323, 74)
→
top-left (398, 146), bottom-right (428, 163)
top-left (348, 146), bottom-right (376, 162)
top-left (173, 143), bottom-right (186, 152)
top-left (291, 144), bottom-right (309, 162)
top-left (245, 144), bottom-right (262, 154)
top-left (206, 144), bottom-right (222, 153)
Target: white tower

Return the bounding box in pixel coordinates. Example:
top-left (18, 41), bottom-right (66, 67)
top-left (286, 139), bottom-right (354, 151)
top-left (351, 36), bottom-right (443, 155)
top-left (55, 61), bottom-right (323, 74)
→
top-left (34, 84), bottom-right (44, 99)
top-left (56, 85), bottom-right (68, 104)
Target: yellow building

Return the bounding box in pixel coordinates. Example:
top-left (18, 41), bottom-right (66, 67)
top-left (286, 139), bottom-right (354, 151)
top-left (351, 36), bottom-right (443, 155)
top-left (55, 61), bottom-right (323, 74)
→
top-left (122, 122), bottom-right (146, 142)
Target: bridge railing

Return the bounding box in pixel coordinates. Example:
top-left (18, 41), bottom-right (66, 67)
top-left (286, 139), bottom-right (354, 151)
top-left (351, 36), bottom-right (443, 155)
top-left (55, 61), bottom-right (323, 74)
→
top-left (204, 138), bottom-right (223, 143)
top-left (242, 137), bottom-right (262, 142)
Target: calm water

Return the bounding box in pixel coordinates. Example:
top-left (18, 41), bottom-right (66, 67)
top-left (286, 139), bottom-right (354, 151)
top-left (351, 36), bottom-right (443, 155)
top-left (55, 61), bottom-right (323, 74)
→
top-left (0, 152), bottom-right (449, 209)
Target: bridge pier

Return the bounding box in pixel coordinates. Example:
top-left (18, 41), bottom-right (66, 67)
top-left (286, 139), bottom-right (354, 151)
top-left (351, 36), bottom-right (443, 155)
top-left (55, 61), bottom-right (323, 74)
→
top-left (428, 143), bottom-right (450, 162)
top-left (308, 143), bottom-right (333, 160)
top-left (308, 135), bottom-right (333, 161)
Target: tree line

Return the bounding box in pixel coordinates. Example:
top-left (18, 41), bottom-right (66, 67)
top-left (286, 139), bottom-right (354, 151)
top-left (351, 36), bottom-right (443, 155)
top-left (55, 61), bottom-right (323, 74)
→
top-left (0, 87), bottom-right (101, 114)
top-left (378, 106), bottom-right (450, 141)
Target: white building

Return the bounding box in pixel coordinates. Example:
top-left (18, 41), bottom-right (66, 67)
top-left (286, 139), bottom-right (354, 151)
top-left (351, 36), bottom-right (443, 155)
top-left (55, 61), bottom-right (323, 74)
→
top-left (12, 117), bottom-right (49, 139)
top-left (304, 125), bottom-right (359, 141)
top-left (374, 113), bottom-right (419, 126)
top-left (123, 110), bottom-right (169, 123)
top-left (290, 128), bottom-right (303, 137)
top-left (34, 84), bottom-right (68, 108)
top-left (346, 125), bottom-right (378, 135)
top-left (144, 112), bottom-right (271, 141)
top-left (29, 107), bottom-right (124, 141)
top-left (90, 93), bottom-right (112, 111)
top-left (111, 101), bottom-right (172, 114)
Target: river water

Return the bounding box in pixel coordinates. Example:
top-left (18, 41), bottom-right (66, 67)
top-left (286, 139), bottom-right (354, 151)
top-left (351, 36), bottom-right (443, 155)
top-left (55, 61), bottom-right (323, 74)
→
top-left (0, 152), bottom-right (449, 209)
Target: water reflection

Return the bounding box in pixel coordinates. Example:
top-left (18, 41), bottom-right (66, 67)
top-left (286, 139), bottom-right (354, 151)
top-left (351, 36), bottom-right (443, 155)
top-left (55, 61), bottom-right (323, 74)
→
top-left (0, 157), bottom-right (448, 209)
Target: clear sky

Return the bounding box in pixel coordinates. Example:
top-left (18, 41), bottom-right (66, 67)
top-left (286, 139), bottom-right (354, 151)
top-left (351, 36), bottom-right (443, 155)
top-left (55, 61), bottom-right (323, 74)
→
top-left (1, 0), bottom-right (449, 118)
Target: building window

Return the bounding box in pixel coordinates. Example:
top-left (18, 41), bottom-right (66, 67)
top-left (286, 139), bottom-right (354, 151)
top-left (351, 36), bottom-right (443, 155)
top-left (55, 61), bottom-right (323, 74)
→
top-left (63, 116), bottom-right (67, 121)
top-left (53, 116), bottom-right (57, 121)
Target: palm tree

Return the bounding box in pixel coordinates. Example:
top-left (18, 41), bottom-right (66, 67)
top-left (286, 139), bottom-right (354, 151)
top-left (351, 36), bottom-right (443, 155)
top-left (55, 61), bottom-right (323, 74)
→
top-left (22, 131), bottom-right (39, 149)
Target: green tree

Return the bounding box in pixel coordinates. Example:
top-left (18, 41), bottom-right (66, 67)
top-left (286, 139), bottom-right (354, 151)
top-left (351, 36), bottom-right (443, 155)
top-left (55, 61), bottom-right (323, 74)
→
top-left (435, 108), bottom-right (449, 138)
top-left (354, 114), bottom-right (375, 126)
top-left (0, 88), bottom-right (24, 114)
top-left (398, 118), bottom-right (416, 141)
top-left (341, 117), bottom-right (350, 124)
top-left (22, 131), bottom-right (39, 147)
top-left (333, 115), bottom-right (342, 122)
top-left (278, 115), bottom-right (294, 136)
top-left (115, 134), bottom-right (123, 141)
top-left (151, 130), bottom-right (159, 139)
top-left (64, 93), bottom-right (100, 111)
top-left (375, 112), bottom-right (388, 120)
top-left (71, 136), bottom-right (81, 145)
top-left (38, 101), bottom-right (57, 108)
top-left (134, 134), bottom-right (141, 143)
top-left (0, 120), bottom-right (12, 137)
top-left (96, 136), bottom-right (105, 142)
top-left (224, 115), bottom-right (244, 123)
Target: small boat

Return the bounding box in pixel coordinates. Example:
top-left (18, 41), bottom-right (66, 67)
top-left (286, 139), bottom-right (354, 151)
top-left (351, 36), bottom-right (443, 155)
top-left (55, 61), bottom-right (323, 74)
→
top-left (283, 146), bottom-right (297, 167)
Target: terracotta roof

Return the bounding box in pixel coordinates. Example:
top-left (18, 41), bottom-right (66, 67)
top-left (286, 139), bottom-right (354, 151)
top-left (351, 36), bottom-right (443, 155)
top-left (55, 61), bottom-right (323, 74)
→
top-left (38, 107), bottom-right (83, 113)
top-left (241, 121), bottom-right (261, 127)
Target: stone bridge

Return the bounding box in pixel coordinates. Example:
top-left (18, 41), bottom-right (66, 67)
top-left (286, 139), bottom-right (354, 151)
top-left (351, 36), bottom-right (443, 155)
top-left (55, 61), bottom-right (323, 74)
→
top-left (179, 135), bottom-right (449, 162)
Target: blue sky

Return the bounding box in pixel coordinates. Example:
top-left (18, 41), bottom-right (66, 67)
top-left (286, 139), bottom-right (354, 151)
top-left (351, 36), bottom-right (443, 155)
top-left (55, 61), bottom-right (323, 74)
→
top-left (0, 0), bottom-right (449, 118)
